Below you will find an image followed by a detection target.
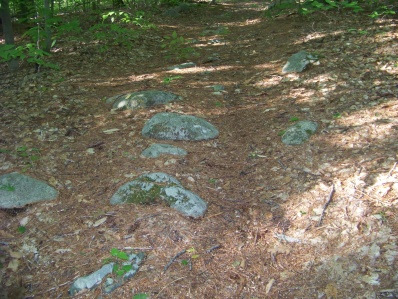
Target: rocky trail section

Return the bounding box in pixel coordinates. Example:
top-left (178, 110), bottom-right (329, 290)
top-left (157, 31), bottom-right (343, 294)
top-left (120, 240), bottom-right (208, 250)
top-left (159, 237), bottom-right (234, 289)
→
top-left (1, 2), bottom-right (398, 298)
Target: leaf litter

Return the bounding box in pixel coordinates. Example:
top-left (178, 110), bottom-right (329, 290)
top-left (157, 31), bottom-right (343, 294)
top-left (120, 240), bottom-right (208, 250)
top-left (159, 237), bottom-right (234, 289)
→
top-left (0, 1), bottom-right (398, 298)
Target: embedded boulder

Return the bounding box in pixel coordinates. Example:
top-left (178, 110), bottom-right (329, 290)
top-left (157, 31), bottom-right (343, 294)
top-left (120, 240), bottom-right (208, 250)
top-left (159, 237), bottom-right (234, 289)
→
top-left (142, 112), bottom-right (219, 141)
top-left (106, 90), bottom-right (182, 111)
top-left (282, 121), bottom-right (318, 145)
top-left (282, 50), bottom-right (317, 74)
top-left (69, 252), bottom-right (144, 296)
top-left (141, 143), bottom-right (187, 158)
top-left (110, 172), bottom-right (207, 218)
top-left (0, 172), bottom-right (58, 209)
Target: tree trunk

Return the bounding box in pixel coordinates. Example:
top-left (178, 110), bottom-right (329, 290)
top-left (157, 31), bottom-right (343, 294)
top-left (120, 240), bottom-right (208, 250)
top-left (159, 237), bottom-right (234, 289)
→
top-left (43, 0), bottom-right (52, 53)
top-left (0, 0), bottom-right (19, 71)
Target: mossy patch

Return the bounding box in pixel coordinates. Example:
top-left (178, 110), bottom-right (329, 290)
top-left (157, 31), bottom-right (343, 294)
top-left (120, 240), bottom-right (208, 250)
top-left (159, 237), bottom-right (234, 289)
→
top-left (110, 172), bottom-right (208, 218)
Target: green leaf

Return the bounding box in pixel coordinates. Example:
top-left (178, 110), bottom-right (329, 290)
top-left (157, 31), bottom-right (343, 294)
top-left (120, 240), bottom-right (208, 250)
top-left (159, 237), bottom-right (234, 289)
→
top-left (122, 264), bottom-right (133, 272)
top-left (181, 259), bottom-right (188, 265)
top-left (278, 130), bottom-right (286, 136)
top-left (133, 293), bottom-right (148, 299)
top-left (332, 112), bottom-right (341, 119)
top-left (289, 117), bottom-right (299, 122)
top-left (110, 248), bottom-right (129, 260)
top-left (17, 226), bottom-right (26, 234)
top-left (191, 254), bottom-right (200, 259)
top-left (186, 247), bottom-right (196, 254)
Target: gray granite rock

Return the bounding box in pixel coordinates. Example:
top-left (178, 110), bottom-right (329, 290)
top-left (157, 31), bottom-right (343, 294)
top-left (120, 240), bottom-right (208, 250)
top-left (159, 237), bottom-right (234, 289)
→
top-left (282, 121), bottom-right (318, 145)
top-left (107, 90), bottom-right (182, 111)
top-left (0, 172), bottom-right (58, 209)
top-left (69, 252), bottom-right (144, 296)
top-left (163, 186), bottom-right (208, 218)
top-left (142, 112), bottom-right (219, 141)
top-left (110, 172), bottom-right (207, 218)
top-left (141, 143), bottom-right (187, 158)
top-left (167, 62), bottom-right (196, 70)
top-left (282, 51), bottom-right (317, 73)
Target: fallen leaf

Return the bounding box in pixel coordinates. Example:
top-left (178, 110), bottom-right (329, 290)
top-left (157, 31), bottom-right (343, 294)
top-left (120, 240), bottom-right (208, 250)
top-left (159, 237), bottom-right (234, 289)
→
top-left (103, 128), bottom-right (120, 134)
top-left (8, 259), bottom-right (19, 271)
top-left (265, 278), bottom-right (275, 294)
top-left (93, 217), bottom-right (107, 227)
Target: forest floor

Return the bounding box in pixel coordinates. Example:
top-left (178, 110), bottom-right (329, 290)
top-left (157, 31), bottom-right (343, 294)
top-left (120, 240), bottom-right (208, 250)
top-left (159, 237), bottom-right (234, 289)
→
top-left (1, 1), bottom-right (398, 298)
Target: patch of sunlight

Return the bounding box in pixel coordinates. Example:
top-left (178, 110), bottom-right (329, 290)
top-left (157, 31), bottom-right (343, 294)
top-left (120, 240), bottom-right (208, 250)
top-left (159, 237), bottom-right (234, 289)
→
top-left (127, 74), bottom-right (158, 82)
top-left (253, 63), bottom-right (276, 70)
top-left (167, 65), bottom-right (238, 74)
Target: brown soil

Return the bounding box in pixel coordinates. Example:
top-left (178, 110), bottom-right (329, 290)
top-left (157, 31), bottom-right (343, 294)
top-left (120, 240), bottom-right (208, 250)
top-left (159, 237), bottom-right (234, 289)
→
top-left (1, 2), bottom-right (398, 298)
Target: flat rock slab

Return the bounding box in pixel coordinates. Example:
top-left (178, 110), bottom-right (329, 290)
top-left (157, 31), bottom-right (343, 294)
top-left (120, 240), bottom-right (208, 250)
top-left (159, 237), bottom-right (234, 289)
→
top-left (282, 121), bottom-right (318, 145)
top-left (106, 90), bottom-right (182, 111)
top-left (142, 112), bottom-right (219, 141)
top-left (167, 62), bottom-right (196, 70)
top-left (69, 252), bottom-right (144, 296)
top-left (282, 50), bottom-right (317, 74)
top-left (141, 143), bottom-right (187, 158)
top-left (110, 172), bottom-right (207, 218)
top-left (0, 172), bottom-right (58, 209)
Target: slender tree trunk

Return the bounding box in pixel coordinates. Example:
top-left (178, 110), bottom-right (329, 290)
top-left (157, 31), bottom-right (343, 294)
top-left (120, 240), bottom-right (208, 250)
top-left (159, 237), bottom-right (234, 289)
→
top-left (0, 0), bottom-right (19, 71)
top-left (43, 0), bottom-right (52, 52)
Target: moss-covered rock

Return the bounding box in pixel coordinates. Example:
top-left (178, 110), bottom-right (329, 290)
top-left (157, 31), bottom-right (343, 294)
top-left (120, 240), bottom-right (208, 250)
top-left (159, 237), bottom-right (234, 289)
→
top-left (107, 90), bottom-right (182, 111)
top-left (282, 120), bottom-right (318, 145)
top-left (142, 112), bottom-right (219, 141)
top-left (110, 172), bottom-right (207, 218)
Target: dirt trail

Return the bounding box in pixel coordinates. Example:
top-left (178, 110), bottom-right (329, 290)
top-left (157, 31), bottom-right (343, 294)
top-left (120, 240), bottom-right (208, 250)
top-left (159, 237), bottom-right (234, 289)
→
top-left (1, 2), bottom-right (398, 298)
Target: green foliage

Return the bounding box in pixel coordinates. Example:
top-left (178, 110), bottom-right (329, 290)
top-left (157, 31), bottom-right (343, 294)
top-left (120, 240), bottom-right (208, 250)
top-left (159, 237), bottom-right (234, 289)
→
top-left (163, 75), bottom-right (182, 84)
top-left (133, 293), bottom-right (148, 299)
top-left (17, 226), bottom-right (27, 234)
top-left (266, 0), bottom-right (392, 18)
top-left (333, 112), bottom-right (342, 119)
top-left (113, 264), bottom-right (133, 276)
top-left (186, 247), bottom-right (199, 259)
top-left (160, 0), bottom-right (185, 7)
top-left (289, 116), bottom-right (299, 122)
top-left (55, 19), bottom-right (83, 37)
top-left (89, 23), bottom-right (138, 52)
top-left (0, 146), bottom-right (41, 172)
top-left (105, 248), bottom-right (134, 277)
top-left (102, 10), bottom-right (155, 28)
top-left (86, 10), bottom-right (155, 52)
top-left (161, 31), bottom-right (198, 61)
top-left (0, 43), bottom-right (59, 70)
top-left (181, 259), bottom-right (189, 265)
top-left (369, 5), bottom-right (396, 18)
top-left (111, 248), bottom-right (129, 260)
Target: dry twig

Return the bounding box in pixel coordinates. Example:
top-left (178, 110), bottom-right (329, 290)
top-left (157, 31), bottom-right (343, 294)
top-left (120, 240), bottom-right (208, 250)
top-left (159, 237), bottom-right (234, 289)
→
top-left (164, 249), bottom-right (186, 273)
top-left (316, 184), bottom-right (335, 227)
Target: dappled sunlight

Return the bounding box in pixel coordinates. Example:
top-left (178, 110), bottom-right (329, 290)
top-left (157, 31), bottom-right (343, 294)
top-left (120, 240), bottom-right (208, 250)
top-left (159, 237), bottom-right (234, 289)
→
top-left (1, 1), bottom-right (398, 298)
top-left (166, 64), bottom-right (238, 74)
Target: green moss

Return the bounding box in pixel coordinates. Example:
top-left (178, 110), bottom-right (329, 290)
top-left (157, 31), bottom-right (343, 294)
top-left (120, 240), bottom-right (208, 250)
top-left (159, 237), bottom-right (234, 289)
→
top-left (122, 184), bottom-right (162, 204)
top-left (116, 175), bottom-right (181, 205)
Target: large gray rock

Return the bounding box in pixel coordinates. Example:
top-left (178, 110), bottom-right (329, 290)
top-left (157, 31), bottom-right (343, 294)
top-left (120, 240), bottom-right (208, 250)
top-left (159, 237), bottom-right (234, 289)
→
top-left (107, 90), bottom-right (182, 111)
top-left (282, 121), bottom-right (318, 145)
top-left (282, 51), bottom-right (317, 74)
top-left (0, 172), bottom-right (58, 209)
top-left (142, 112), bottom-right (219, 141)
top-left (141, 143), bottom-right (187, 158)
top-left (110, 172), bottom-right (207, 218)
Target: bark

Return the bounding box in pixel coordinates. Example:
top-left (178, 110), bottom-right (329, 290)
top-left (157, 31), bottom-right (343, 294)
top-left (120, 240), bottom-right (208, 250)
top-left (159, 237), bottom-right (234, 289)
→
top-left (0, 0), bottom-right (19, 70)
